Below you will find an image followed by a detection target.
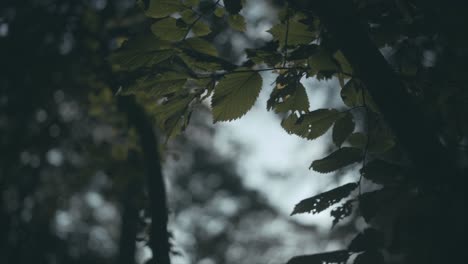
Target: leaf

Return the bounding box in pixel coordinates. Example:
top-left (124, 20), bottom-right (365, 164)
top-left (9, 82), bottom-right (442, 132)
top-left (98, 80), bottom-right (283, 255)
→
top-left (214, 7), bottom-right (225, 17)
top-left (341, 79), bottom-right (379, 113)
top-left (181, 37), bottom-right (218, 56)
top-left (212, 70), bottom-right (262, 122)
top-left (353, 251), bottom-right (385, 264)
top-left (268, 20), bottom-right (315, 47)
top-left (145, 0), bottom-right (183, 18)
top-left (307, 48), bottom-right (338, 75)
top-left (333, 112), bottom-right (355, 147)
top-left (180, 9), bottom-right (198, 23)
top-left (287, 250), bottom-right (350, 264)
top-left (179, 53), bottom-right (225, 72)
top-left (151, 17), bottom-right (187, 41)
top-left (109, 36), bottom-right (173, 71)
top-left (228, 14), bottom-right (246, 31)
top-left (347, 131), bottom-right (396, 154)
top-left (282, 109), bottom-right (341, 140)
top-left (331, 199), bottom-right (355, 227)
top-left (348, 132), bottom-right (367, 148)
top-left (192, 21), bottom-right (211, 37)
top-left (245, 41), bottom-right (282, 65)
top-left (267, 73), bottom-right (309, 113)
top-left (291, 183), bottom-right (358, 215)
top-left (311, 147), bottom-right (363, 173)
top-left (224, 0), bottom-right (243, 14)
top-left (360, 160), bottom-right (403, 185)
top-left (334, 50), bottom-right (353, 74)
top-left (348, 228), bottom-right (385, 252)
top-left (183, 0), bottom-right (199, 7)
top-left (154, 94), bottom-right (194, 139)
top-left (124, 72), bottom-right (188, 97)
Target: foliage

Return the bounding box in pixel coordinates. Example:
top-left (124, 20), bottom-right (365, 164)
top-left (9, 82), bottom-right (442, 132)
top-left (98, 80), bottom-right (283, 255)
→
top-left (110, 0), bottom-right (467, 263)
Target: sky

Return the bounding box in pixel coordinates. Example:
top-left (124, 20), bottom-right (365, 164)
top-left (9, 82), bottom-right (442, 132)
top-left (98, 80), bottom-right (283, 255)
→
top-left (213, 71), bottom-right (359, 229)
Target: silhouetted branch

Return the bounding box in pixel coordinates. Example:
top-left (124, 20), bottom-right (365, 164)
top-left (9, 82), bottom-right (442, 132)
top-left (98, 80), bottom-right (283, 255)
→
top-left (118, 96), bottom-right (171, 264)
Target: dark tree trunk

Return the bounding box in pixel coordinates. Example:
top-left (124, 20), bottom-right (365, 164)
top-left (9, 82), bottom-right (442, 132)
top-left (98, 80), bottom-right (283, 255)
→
top-left (118, 96), bottom-right (171, 264)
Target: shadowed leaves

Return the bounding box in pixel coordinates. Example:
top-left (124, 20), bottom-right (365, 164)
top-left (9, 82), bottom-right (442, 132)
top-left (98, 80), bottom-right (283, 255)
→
top-left (348, 228), bottom-right (385, 252)
top-left (331, 199), bottom-right (355, 227)
top-left (333, 112), bottom-right (355, 147)
top-left (310, 147), bottom-right (363, 173)
top-left (291, 183), bottom-right (358, 215)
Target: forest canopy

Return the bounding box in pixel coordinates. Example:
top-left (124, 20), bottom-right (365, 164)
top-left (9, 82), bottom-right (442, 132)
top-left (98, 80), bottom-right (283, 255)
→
top-left (1, 0), bottom-right (467, 264)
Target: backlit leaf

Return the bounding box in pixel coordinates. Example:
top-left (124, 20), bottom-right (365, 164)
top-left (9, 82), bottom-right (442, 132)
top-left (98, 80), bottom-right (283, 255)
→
top-left (123, 72), bottom-right (188, 97)
top-left (282, 109), bottom-right (341, 140)
top-left (151, 17), bottom-right (187, 41)
top-left (333, 112), bottom-right (355, 147)
top-left (268, 20), bottom-right (315, 47)
top-left (212, 70), bottom-right (262, 122)
top-left (109, 36), bottom-right (173, 71)
top-left (181, 37), bottom-right (218, 56)
top-left (145, 0), bottom-right (183, 18)
top-left (192, 21), bottom-right (211, 37)
top-left (311, 147), bottom-right (363, 173)
top-left (341, 79), bottom-right (379, 113)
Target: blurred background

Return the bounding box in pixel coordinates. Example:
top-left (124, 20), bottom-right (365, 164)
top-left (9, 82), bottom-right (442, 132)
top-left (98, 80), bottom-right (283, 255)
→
top-left (0, 1), bottom-right (360, 263)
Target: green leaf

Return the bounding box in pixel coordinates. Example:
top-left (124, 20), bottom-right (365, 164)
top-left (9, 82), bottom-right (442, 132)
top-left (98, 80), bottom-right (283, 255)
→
top-left (341, 79), bottom-right (379, 112)
top-left (224, 0), bottom-right (242, 14)
top-left (333, 112), bottom-right (355, 147)
top-left (212, 70), bottom-right (262, 122)
top-left (334, 50), bottom-right (353, 74)
top-left (124, 72), bottom-right (188, 97)
top-left (245, 41), bottom-right (282, 65)
top-left (145, 0), bottom-right (183, 18)
top-left (282, 109), bottom-right (341, 140)
top-left (347, 131), bottom-right (396, 154)
top-left (109, 36), bottom-right (173, 71)
top-left (179, 53), bottom-right (224, 72)
top-left (154, 95), bottom-right (194, 139)
top-left (183, 0), bottom-right (199, 7)
top-left (214, 7), bottom-right (225, 17)
top-left (286, 250), bottom-right (350, 264)
top-left (268, 20), bottom-right (315, 47)
top-left (307, 48), bottom-right (338, 76)
top-left (151, 17), bottom-right (187, 41)
top-left (348, 132), bottom-right (367, 148)
top-left (181, 37), bottom-right (218, 56)
top-left (228, 14), bottom-right (246, 31)
top-left (267, 73), bottom-right (309, 113)
top-left (311, 147), bottom-right (363, 173)
top-left (180, 9), bottom-right (198, 23)
top-left (291, 183), bottom-right (358, 215)
top-left (360, 160), bottom-right (403, 185)
top-left (192, 21), bottom-right (211, 36)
